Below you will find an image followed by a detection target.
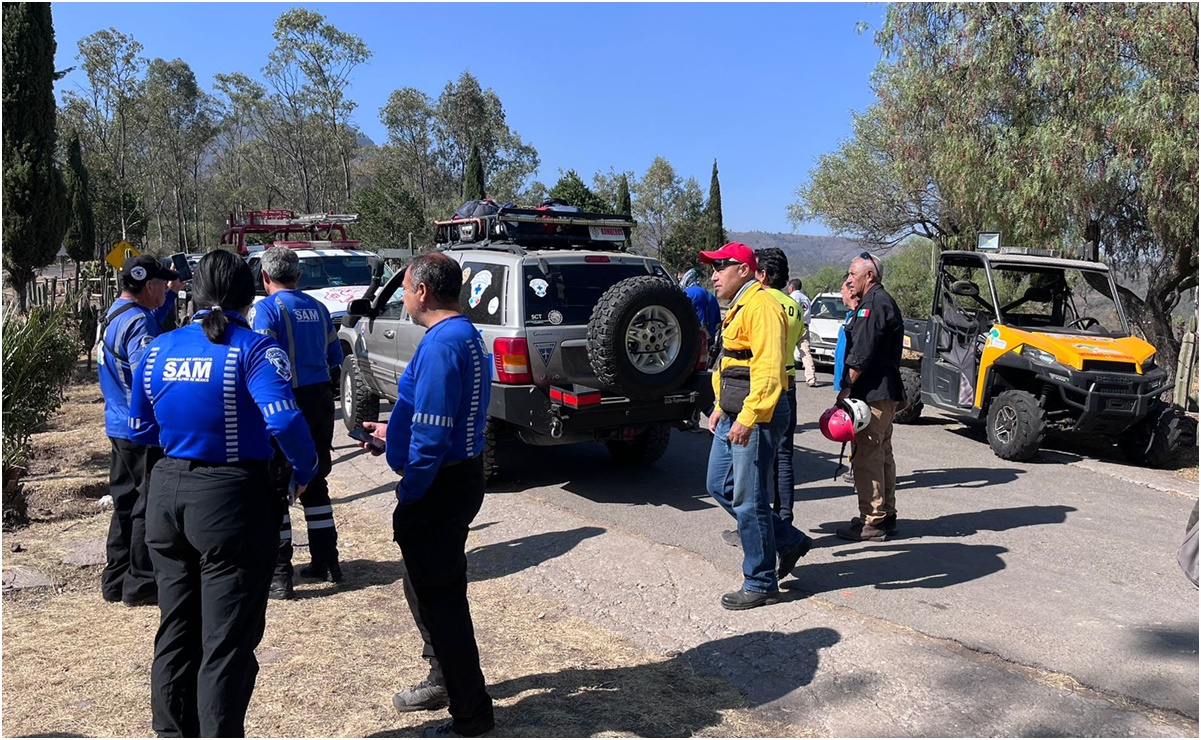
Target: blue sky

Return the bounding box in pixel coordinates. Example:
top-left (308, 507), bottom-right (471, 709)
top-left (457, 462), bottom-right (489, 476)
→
top-left (52, 2), bottom-right (887, 235)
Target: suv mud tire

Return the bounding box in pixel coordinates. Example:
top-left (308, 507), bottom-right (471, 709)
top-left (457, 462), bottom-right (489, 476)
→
top-left (340, 356), bottom-right (380, 432)
top-left (605, 424), bottom-right (672, 466)
top-left (1119, 402), bottom-right (1182, 468)
top-left (986, 390), bottom-right (1045, 461)
top-left (587, 276), bottom-right (701, 401)
top-left (894, 366), bottom-right (924, 424)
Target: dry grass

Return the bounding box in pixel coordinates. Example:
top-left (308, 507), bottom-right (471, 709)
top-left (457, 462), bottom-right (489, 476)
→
top-left (2, 375), bottom-right (797, 738)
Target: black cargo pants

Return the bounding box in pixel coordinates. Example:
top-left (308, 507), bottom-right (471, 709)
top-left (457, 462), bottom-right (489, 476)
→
top-left (395, 456), bottom-right (494, 737)
top-left (145, 456), bottom-right (277, 738)
top-left (102, 437), bottom-right (162, 603)
top-left (272, 382), bottom-right (337, 579)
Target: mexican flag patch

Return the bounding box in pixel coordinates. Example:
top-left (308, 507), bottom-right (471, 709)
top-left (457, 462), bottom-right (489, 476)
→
top-left (856, 308), bottom-right (871, 318)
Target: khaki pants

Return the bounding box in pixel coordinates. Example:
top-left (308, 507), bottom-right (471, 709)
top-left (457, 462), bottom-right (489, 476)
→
top-left (796, 329), bottom-right (816, 384)
top-left (850, 400), bottom-right (898, 525)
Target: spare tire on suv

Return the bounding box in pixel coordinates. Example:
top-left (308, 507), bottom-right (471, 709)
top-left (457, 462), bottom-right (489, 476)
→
top-left (587, 276), bottom-right (701, 401)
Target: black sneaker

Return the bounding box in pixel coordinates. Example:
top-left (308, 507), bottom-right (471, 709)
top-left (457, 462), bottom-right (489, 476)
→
top-left (421, 723), bottom-right (461, 738)
top-left (720, 529), bottom-right (741, 548)
top-left (836, 522), bottom-right (888, 542)
top-left (393, 680), bottom-right (449, 712)
top-left (268, 576), bottom-right (294, 600)
top-left (851, 515), bottom-right (897, 535)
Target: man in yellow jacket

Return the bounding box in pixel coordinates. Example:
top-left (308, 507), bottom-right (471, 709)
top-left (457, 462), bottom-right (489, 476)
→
top-left (703, 243), bottom-right (811, 610)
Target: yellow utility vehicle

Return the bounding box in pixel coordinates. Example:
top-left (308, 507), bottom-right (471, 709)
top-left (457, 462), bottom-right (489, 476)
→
top-left (898, 250), bottom-right (1180, 467)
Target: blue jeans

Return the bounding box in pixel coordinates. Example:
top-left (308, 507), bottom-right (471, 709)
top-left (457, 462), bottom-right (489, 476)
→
top-left (774, 384), bottom-right (798, 525)
top-left (707, 399), bottom-right (808, 593)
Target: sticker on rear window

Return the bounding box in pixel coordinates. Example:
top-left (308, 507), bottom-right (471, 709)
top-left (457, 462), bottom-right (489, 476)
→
top-left (461, 267), bottom-right (472, 283)
top-left (487, 296), bottom-right (499, 315)
top-left (528, 278), bottom-right (548, 297)
top-left (548, 310), bottom-right (563, 325)
top-left (468, 270), bottom-right (492, 309)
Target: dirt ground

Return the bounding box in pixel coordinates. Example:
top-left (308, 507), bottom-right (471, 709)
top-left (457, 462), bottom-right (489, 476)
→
top-left (1, 373), bottom-right (798, 739)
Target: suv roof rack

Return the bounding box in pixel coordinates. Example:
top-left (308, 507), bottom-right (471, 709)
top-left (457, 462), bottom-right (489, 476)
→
top-left (434, 207), bottom-right (636, 251)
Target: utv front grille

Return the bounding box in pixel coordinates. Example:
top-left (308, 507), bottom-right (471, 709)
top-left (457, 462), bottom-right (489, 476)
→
top-left (1082, 360), bottom-right (1137, 374)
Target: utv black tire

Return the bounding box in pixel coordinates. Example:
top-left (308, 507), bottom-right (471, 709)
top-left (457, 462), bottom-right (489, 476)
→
top-left (340, 356), bottom-right (380, 433)
top-left (894, 366), bottom-right (924, 424)
top-left (985, 390), bottom-right (1045, 461)
top-left (588, 276), bottom-right (701, 402)
top-left (605, 424), bottom-right (672, 466)
top-left (1118, 402), bottom-right (1182, 468)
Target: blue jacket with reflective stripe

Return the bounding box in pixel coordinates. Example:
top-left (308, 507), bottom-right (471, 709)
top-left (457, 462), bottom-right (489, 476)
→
top-left (385, 315), bottom-right (490, 504)
top-left (128, 310), bottom-right (318, 484)
top-left (252, 290), bottom-right (343, 388)
top-left (99, 297), bottom-right (174, 440)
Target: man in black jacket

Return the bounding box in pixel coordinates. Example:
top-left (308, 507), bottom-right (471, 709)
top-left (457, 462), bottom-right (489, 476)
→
top-left (836, 253), bottom-right (904, 541)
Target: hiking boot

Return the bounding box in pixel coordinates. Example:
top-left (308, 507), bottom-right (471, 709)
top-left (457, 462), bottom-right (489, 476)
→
top-left (720, 529), bottom-right (741, 548)
top-left (842, 470), bottom-right (855, 484)
top-left (777, 536), bottom-right (812, 578)
top-left (299, 559), bottom-right (344, 583)
top-left (836, 521), bottom-right (888, 542)
top-left (268, 575), bottom-right (294, 600)
top-left (393, 680), bottom-right (449, 713)
top-left (852, 514), bottom-right (897, 535)
top-left (721, 588), bottom-right (781, 611)
top-left (420, 720), bottom-right (491, 738)
top-left (298, 561), bottom-right (328, 580)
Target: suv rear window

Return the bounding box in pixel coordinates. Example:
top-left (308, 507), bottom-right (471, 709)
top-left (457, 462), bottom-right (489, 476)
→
top-left (523, 262), bottom-right (666, 326)
top-left (460, 262), bottom-right (508, 326)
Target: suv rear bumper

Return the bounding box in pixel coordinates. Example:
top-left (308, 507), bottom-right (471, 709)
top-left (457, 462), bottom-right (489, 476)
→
top-left (489, 372), bottom-right (714, 441)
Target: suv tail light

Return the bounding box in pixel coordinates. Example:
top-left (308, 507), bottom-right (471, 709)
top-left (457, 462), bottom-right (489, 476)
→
top-left (493, 337), bottom-right (532, 384)
top-left (696, 332), bottom-right (709, 372)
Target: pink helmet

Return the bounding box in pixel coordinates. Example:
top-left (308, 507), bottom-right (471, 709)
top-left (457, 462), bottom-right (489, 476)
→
top-left (819, 406), bottom-right (856, 443)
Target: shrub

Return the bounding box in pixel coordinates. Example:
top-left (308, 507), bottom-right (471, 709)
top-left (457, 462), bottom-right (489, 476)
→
top-left (2, 300), bottom-right (82, 474)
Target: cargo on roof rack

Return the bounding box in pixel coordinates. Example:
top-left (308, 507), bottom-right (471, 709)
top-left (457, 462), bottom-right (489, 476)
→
top-left (434, 206), bottom-right (636, 251)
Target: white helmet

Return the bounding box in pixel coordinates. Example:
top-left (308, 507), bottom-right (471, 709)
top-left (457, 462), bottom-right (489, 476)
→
top-left (842, 398), bottom-right (871, 435)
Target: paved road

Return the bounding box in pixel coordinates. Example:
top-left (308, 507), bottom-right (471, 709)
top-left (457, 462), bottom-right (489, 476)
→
top-left (328, 384), bottom-right (1198, 736)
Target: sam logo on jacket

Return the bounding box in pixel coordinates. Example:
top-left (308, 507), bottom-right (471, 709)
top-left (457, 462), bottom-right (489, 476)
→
top-left (162, 358), bottom-right (213, 382)
top-left (293, 308), bottom-right (320, 322)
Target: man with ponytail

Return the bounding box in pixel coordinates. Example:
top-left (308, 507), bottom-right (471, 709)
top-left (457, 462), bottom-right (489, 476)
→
top-left (129, 250), bottom-right (317, 737)
top-left (254, 246), bottom-right (345, 599)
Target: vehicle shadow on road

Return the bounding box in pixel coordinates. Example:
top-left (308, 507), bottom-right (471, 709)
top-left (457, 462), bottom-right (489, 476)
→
top-left (469, 526), bottom-right (606, 582)
top-left (367, 628), bottom-right (841, 738)
top-left (783, 541), bottom-right (1010, 593)
top-left (488, 432), bottom-right (716, 512)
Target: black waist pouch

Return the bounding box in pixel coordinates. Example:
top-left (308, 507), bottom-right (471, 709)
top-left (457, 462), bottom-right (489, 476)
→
top-left (719, 364), bottom-right (752, 417)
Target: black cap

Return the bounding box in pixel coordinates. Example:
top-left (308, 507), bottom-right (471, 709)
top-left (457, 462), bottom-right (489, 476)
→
top-left (121, 254), bottom-right (179, 287)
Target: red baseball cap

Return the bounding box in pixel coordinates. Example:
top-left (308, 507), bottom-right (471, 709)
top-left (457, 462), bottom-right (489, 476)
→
top-left (699, 242), bottom-right (757, 273)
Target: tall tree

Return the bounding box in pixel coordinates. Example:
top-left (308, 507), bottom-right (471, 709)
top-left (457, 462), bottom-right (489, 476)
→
top-left (702, 159), bottom-right (727, 251)
top-left (631, 157), bottom-right (700, 259)
top-left (59, 28), bottom-right (146, 244)
top-left (3, 2), bottom-right (68, 312)
top-left (269, 8), bottom-right (370, 207)
top-left (63, 133), bottom-right (96, 269)
top-left (463, 142), bottom-right (485, 200)
top-left (796, 3), bottom-right (1198, 375)
top-left (616, 175), bottom-right (631, 217)
top-left (548, 169), bottom-right (608, 212)
top-left (352, 156), bottom-right (427, 251)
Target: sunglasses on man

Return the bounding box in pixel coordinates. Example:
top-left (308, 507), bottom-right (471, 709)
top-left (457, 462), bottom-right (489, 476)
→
top-left (710, 259), bottom-right (743, 271)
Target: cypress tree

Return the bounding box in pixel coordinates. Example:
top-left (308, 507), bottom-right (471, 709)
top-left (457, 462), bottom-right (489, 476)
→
top-left (703, 159), bottom-right (727, 250)
top-left (2, 3), bottom-right (67, 313)
top-left (616, 174), bottom-right (632, 216)
top-left (63, 133), bottom-right (96, 269)
top-left (463, 142), bottom-right (485, 200)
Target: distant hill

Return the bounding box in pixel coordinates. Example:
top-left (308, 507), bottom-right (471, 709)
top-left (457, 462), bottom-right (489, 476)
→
top-left (727, 231), bottom-right (873, 277)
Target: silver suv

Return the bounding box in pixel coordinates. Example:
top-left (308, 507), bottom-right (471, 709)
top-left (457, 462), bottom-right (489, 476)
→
top-left (337, 206), bottom-right (714, 480)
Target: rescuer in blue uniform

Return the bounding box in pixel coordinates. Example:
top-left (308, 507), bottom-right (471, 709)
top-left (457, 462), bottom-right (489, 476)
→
top-left (356, 252), bottom-right (494, 738)
top-left (98, 254), bottom-right (182, 607)
top-left (253, 246), bottom-right (345, 599)
top-left (129, 250), bottom-right (318, 738)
